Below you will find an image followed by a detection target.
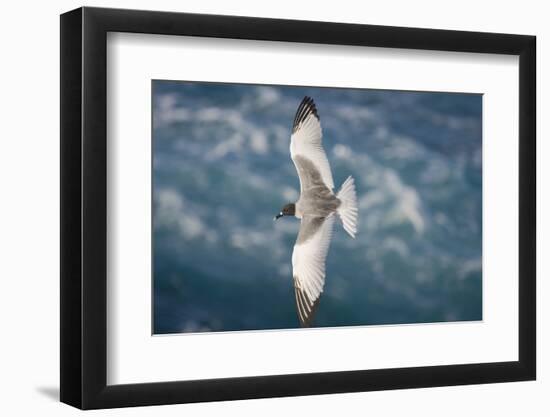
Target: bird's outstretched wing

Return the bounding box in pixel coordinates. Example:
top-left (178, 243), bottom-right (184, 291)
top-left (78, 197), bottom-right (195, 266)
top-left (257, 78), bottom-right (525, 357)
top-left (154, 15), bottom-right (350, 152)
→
top-left (290, 96), bottom-right (334, 191)
top-left (292, 214), bottom-right (335, 327)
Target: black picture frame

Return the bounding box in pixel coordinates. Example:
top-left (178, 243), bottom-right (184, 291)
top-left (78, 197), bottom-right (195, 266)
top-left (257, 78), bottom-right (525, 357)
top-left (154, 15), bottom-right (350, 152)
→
top-left (60, 6), bottom-right (536, 410)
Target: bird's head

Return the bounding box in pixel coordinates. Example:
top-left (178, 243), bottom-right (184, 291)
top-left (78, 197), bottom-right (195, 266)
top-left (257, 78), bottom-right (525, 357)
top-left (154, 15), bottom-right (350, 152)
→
top-left (274, 203), bottom-right (295, 220)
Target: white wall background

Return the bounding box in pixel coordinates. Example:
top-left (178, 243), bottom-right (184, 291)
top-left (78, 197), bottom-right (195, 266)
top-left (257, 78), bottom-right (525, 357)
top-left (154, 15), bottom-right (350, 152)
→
top-left (0, 0), bottom-right (545, 415)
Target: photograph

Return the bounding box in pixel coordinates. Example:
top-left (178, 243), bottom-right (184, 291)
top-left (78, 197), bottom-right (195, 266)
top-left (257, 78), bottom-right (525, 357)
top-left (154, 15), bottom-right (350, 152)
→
top-left (52, 3), bottom-right (538, 412)
top-left (152, 80), bottom-right (483, 333)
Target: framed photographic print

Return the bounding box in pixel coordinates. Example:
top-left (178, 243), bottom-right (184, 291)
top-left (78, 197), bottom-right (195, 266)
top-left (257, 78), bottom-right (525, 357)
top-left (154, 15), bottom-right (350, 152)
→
top-left (60, 6), bottom-right (536, 409)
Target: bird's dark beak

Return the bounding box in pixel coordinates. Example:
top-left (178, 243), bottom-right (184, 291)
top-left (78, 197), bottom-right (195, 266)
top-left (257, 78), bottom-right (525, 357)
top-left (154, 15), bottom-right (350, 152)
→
top-left (274, 212), bottom-right (283, 221)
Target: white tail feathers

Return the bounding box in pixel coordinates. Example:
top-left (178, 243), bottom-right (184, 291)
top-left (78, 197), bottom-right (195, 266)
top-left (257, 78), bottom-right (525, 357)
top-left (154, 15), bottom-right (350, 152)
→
top-left (336, 176), bottom-right (358, 238)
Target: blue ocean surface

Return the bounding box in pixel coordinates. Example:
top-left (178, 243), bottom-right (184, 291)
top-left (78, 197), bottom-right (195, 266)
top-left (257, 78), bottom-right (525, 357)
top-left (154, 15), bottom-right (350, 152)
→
top-left (152, 81), bottom-right (482, 334)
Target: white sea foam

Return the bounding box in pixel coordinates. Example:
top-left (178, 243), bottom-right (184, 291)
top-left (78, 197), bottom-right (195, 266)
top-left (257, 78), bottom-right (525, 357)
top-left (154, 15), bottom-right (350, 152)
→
top-left (420, 158), bottom-right (451, 184)
top-left (381, 135), bottom-right (425, 161)
top-left (253, 86), bottom-right (281, 108)
top-left (281, 186), bottom-right (299, 202)
top-left (333, 144), bottom-right (427, 235)
top-left (459, 258), bottom-right (482, 280)
top-left (156, 94), bottom-right (277, 159)
top-left (335, 105), bottom-right (376, 123)
top-left (155, 188), bottom-right (218, 243)
top-left (382, 237), bottom-right (410, 258)
top-left (383, 169), bottom-right (426, 234)
top-left (249, 130), bottom-right (269, 154)
top-left (206, 133), bottom-right (245, 160)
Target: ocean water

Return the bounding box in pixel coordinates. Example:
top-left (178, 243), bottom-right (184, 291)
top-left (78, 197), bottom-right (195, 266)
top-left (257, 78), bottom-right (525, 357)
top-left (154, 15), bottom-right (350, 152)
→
top-left (152, 80), bottom-right (482, 334)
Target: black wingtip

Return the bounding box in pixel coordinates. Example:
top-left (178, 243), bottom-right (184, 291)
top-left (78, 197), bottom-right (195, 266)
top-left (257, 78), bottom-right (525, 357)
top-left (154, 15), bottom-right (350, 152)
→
top-left (294, 282), bottom-right (321, 328)
top-left (292, 96), bottom-right (319, 133)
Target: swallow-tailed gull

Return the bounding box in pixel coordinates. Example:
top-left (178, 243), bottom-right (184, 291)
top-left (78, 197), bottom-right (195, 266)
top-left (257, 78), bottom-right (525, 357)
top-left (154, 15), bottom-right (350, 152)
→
top-left (274, 96), bottom-right (358, 327)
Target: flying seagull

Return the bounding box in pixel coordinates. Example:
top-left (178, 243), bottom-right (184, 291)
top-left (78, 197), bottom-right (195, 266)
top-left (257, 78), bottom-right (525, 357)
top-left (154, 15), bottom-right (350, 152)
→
top-left (274, 96), bottom-right (358, 327)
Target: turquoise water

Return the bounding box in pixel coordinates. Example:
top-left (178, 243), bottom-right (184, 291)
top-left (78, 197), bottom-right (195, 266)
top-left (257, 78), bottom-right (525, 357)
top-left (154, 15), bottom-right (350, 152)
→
top-left (152, 81), bottom-right (482, 334)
